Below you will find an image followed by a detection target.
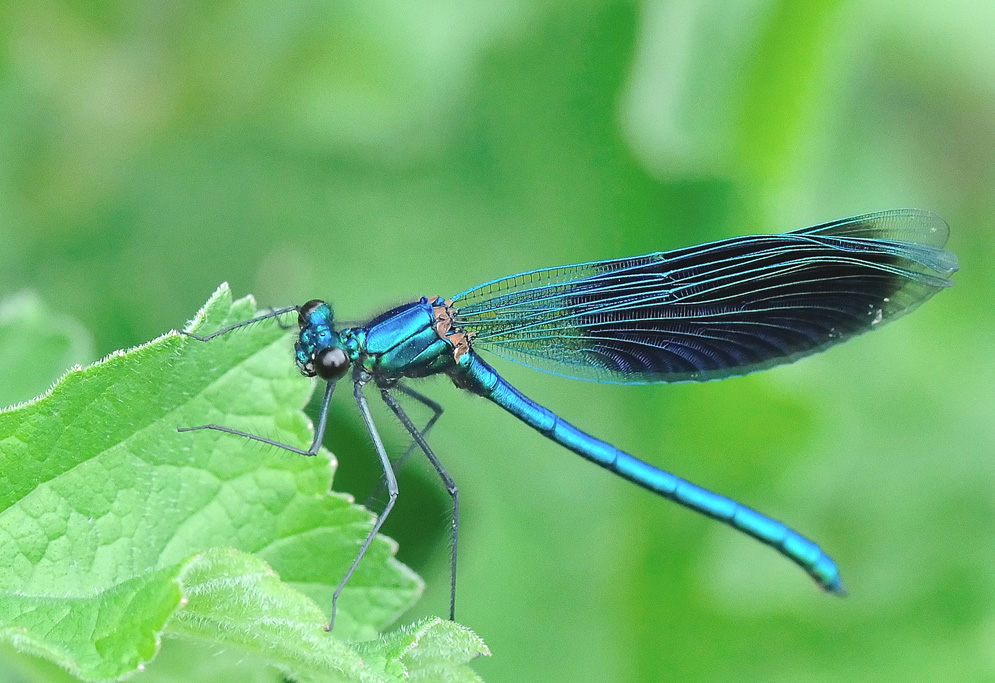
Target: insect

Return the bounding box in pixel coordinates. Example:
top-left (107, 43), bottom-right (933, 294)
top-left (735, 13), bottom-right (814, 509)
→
top-left (179, 209), bottom-right (957, 629)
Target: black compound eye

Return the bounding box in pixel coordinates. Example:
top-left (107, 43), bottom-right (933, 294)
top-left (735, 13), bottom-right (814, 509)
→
top-left (313, 346), bottom-right (350, 380)
top-left (298, 299), bottom-right (326, 327)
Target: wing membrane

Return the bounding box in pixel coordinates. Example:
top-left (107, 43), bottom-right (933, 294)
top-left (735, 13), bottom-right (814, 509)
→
top-left (452, 209), bottom-right (957, 383)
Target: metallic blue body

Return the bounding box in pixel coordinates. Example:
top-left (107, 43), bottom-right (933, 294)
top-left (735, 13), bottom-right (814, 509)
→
top-left (453, 352), bottom-right (841, 590)
top-left (187, 209), bottom-right (959, 624)
top-left (358, 299), bottom-right (455, 378)
top-left (296, 298), bottom-right (845, 589)
top-left (300, 298), bottom-right (457, 380)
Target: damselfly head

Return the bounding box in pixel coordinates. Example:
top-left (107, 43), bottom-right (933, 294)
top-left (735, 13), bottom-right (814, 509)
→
top-left (294, 299), bottom-right (350, 380)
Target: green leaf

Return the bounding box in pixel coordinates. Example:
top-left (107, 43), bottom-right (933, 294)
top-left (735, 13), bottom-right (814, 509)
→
top-left (0, 285), bottom-right (488, 681)
top-left (355, 618), bottom-right (490, 683)
top-left (169, 549), bottom-right (487, 683)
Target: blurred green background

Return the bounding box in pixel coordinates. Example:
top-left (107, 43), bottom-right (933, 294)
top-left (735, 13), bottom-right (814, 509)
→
top-left (1, 0), bottom-right (992, 681)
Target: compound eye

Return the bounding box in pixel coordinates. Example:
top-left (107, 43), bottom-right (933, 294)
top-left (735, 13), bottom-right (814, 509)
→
top-left (313, 346), bottom-right (350, 380)
top-left (298, 299), bottom-right (326, 327)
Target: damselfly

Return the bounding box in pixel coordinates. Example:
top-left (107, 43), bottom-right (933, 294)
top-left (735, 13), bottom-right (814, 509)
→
top-left (179, 209), bottom-right (957, 629)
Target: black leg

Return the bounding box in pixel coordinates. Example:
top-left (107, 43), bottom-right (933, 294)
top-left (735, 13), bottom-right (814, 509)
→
top-left (265, 306), bottom-right (296, 330)
top-left (177, 380), bottom-right (335, 456)
top-left (364, 383), bottom-right (444, 507)
top-left (328, 379), bottom-right (399, 631)
top-left (380, 388), bottom-right (459, 622)
top-left (182, 305), bottom-right (299, 341)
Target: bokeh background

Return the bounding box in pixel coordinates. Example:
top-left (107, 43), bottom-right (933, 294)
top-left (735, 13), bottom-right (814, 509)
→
top-left (1, 0), bottom-right (992, 681)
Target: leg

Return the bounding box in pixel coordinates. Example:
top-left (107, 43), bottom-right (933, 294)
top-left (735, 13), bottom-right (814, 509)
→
top-left (328, 380), bottom-right (399, 631)
top-left (380, 388), bottom-right (459, 622)
top-left (177, 380), bottom-right (335, 456)
top-left (265, 306), bottom-right (296, 330)
top-left (182, 305), bottom-right (299, 341)
top-left (364, 383), bottom-right (444, 507)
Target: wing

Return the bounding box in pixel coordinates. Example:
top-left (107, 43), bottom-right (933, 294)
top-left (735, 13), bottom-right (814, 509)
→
top-left (451, 209), bottom-right (958, 384)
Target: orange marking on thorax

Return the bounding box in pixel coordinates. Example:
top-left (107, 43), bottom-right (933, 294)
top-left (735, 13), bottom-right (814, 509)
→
top-left (431, 298), bottom-right (473, 361)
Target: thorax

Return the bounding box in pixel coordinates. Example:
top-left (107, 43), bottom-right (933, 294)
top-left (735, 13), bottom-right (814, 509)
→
top-left (342, 297), bottom-right (472, 381)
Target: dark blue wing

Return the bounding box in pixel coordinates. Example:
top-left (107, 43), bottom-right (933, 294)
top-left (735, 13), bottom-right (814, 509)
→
top-left (451, 209), bottom-right (958, 384)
